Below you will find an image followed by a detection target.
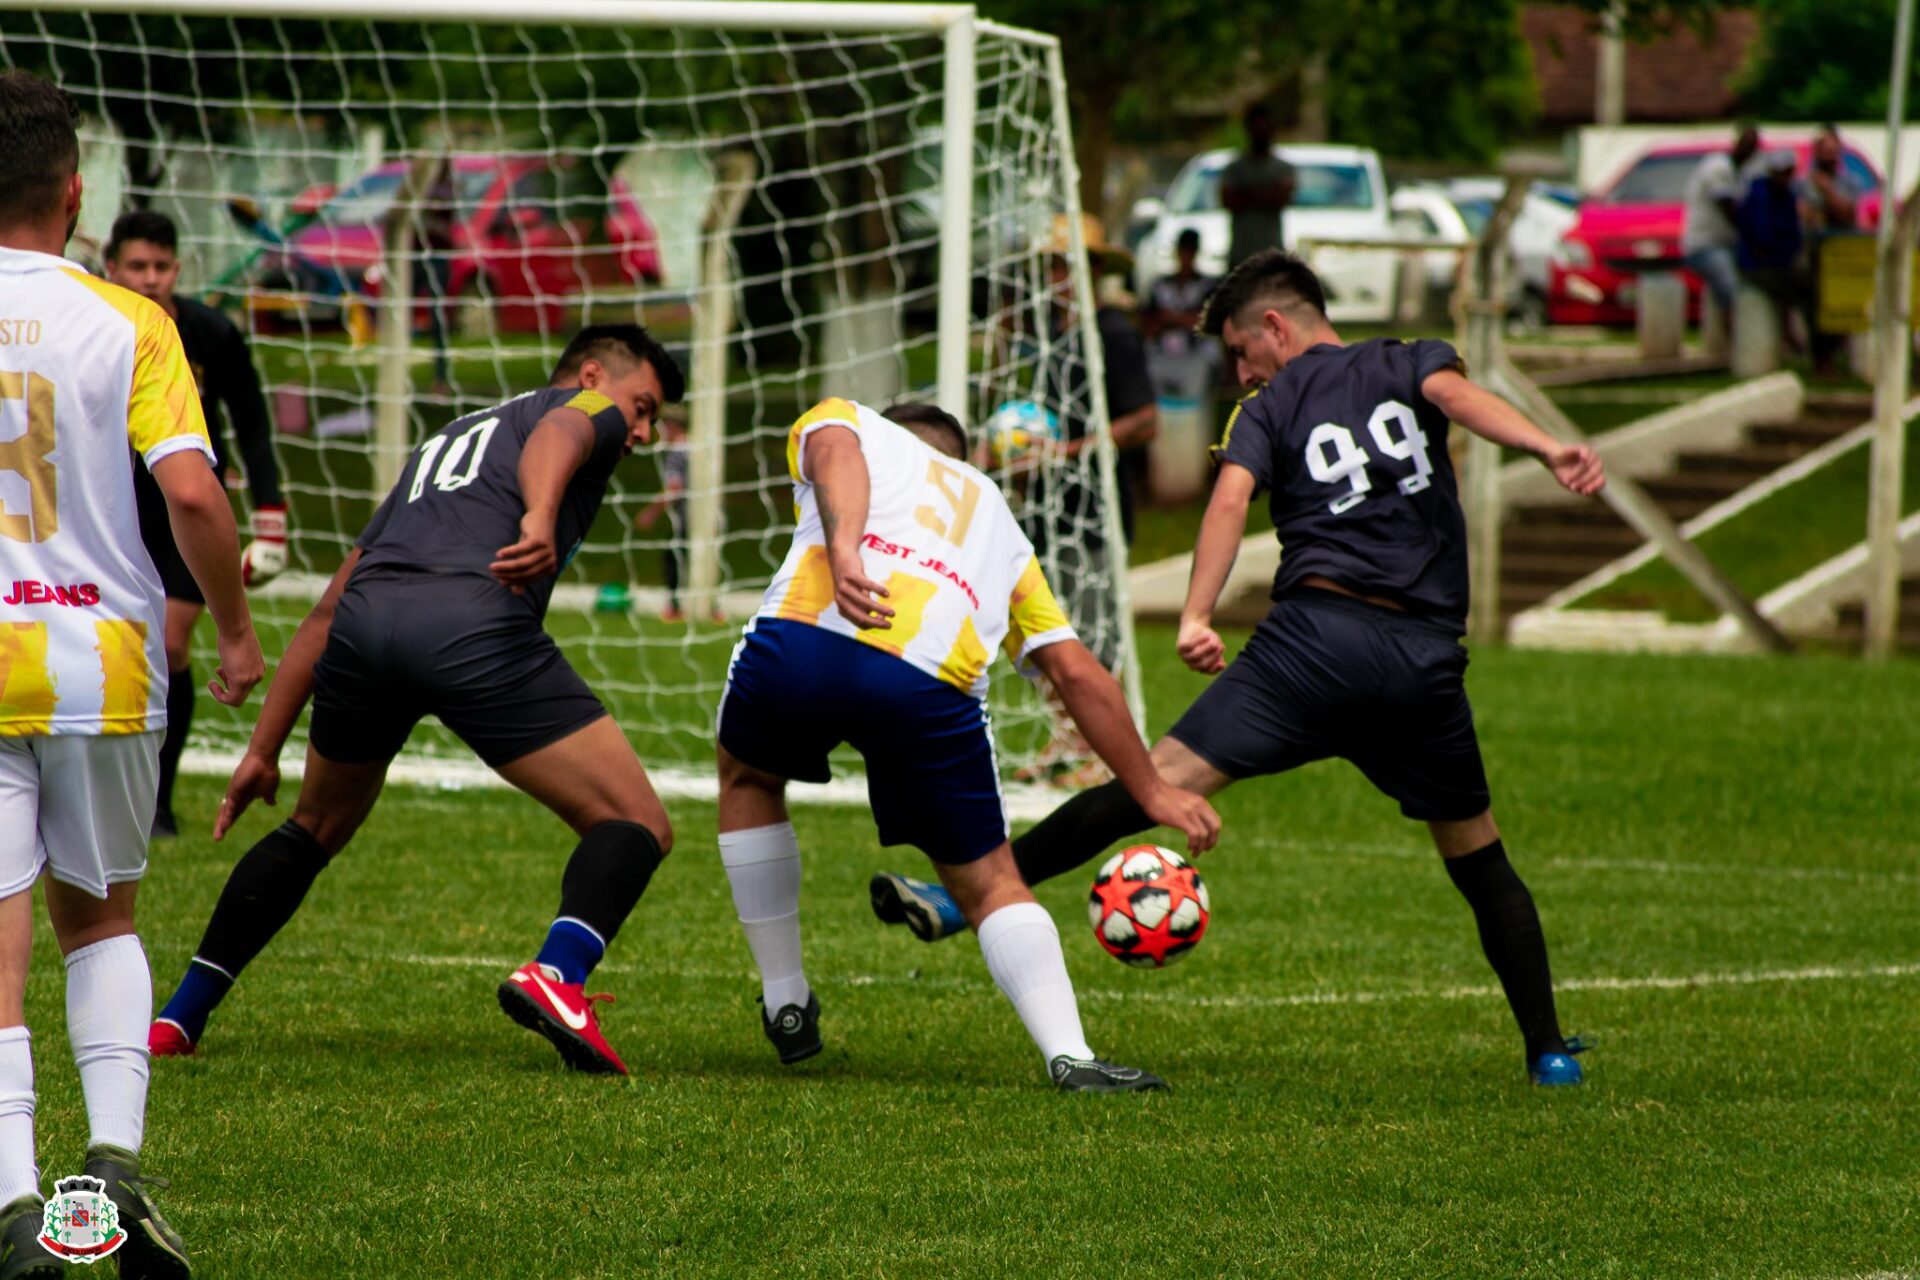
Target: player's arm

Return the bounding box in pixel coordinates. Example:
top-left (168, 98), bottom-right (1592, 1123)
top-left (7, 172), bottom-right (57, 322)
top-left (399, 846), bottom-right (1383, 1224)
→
top-left (803, 424), bottom-right (894, 629)
top-left (491, 407), bottom-right (599, 590)
top-left (214, 548), bottom-right (362, 840)
top-left (1029, 640), bottom-right (1220, 854)
top-left (1176, 462), bottom-right (1257, 676)
top-left (1420, 369), bottom-right (1604, 498)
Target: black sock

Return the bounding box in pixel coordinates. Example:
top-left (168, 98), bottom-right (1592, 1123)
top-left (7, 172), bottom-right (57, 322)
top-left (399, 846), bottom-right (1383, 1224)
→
top-left (1444, 840), bottom-right (1567, 1060)
top-left (1012, 779), bottom-right (1150, 887)
top-left (193, 820), bottom-right (334, 978)
top-left (156, 664), bottom-right (194, 815)
top-left (555, 820), bottom-right (666, 945)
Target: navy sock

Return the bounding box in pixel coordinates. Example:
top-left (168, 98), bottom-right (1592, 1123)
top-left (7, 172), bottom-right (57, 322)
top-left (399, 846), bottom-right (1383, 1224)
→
top-left (156, 958), bottom-right (234, 1044)
top-left (535, 821), bottom-right (665, 982)
top-left (535, 918), bottom-right (606, 986)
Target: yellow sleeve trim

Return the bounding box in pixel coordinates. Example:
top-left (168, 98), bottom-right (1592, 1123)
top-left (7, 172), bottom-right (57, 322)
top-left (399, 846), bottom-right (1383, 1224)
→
top-left (786, 397), bottom-right (860, 484)
top-left (566, 389), bottom-right (616, 417)
top-left (64, 272), bottom-right (213, 460)
top-left (1007, 555), bottom-right (1070, 650)
top-left (1208, 386), bottom-right (1261, 465)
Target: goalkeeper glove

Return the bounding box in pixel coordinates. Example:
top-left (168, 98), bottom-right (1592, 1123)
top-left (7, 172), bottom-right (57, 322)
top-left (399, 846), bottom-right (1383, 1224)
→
top-left (241, 504), bottom-right (288, 588)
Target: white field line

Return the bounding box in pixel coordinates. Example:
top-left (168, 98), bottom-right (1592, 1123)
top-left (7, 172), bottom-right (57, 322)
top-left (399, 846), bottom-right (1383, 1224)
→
top-left (363, 951), bottom-right (1920, 1012)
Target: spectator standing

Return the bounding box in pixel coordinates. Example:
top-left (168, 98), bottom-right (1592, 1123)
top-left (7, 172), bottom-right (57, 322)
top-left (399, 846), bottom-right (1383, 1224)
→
top-left (1799, 124), bottom-right (1862, 375)
top-left (1143, 227), bottom-right (1221, 403)
top-left (632, 412), bottom-right (701, 622)
top-left (1738, 150), bottom-right (1817, 361)
top-left (1681, 125), bottom-right (1760, 316)
top-left (1219, 103), bottom-right (1294, 267)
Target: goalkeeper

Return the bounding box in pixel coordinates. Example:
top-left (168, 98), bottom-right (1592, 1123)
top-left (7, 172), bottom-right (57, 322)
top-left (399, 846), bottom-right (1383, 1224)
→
top-left (106, 210), bottom-right (287, 839)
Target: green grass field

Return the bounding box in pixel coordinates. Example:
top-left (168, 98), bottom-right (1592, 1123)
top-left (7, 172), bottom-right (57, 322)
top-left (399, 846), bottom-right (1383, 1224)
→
top-left (18, 628), bottom-right (1920, 1277)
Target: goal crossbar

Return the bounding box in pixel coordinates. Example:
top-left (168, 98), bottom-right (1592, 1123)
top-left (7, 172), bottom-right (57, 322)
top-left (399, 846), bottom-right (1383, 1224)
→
top-left (9, 0), bottom-right (979, 33)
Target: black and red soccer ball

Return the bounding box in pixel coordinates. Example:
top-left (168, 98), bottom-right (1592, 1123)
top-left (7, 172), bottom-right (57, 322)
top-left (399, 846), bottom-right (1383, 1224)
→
top-left (1087, 844), bottom-right (1210, 967)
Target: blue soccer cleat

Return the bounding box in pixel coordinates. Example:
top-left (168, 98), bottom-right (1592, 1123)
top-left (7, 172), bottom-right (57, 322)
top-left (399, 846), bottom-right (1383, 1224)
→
top-left (869, 873), bottom-right (967, 942)
top-left (1529, 1035), bottom-right (1590, 1086)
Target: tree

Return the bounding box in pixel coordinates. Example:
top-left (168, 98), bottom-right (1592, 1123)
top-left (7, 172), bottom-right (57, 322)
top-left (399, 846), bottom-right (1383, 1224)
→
top-left (1740, 0), bottom-right (1906, 123)
top-left (1323, 0), bottom-right (1538, 164)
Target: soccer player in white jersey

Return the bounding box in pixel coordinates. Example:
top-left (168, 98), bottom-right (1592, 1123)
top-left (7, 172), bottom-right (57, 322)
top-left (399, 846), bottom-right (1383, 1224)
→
top-left (714, 399), bottom-right (1219, 1091)
top-left (0, 72), bottom-right (263, 1280)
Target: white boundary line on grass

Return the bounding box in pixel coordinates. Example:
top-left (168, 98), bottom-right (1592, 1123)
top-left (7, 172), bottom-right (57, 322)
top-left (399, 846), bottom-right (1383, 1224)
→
top-left (379, 952), bottom-right (1920, 1010)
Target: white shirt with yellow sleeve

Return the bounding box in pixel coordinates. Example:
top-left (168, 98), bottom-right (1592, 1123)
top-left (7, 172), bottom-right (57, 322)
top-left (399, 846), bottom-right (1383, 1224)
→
top-left (756, 398), bottom-right (1076, 699)
top-left (0, 245), bottom-right (216, 737)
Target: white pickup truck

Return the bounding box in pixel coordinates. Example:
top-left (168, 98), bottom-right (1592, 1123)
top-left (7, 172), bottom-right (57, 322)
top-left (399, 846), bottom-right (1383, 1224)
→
top-left (1131, 144), bottom-right (1398, 324)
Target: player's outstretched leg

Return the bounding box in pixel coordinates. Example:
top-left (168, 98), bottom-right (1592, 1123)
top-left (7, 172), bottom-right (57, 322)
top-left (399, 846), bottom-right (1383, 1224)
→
top-left (151, 752), bottom-right (385, 1057)
top-left (715, 747), bottom-right (818, 1065)
top-left (494, 717), bottom-right (672, 1076)
top-left (46, 881), bottom-right (191, 1279)
top-left (873, 738), bottom-right (1228, 942)
top-left (1434, 816), bottom-right (1583, 1085)
top-left (939, 846), bottom-right (1165, 1093)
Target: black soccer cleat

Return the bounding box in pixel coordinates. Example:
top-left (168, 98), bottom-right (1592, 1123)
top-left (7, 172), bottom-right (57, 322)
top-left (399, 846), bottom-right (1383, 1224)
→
top-left (1049, 1055), bottom-right (1168, 1094)
top-left (759, 992), bottom-right (822, 1064)
top-left (0, 1196), bottom-right (62, 1280)
top-left (84, 1145), bottom-right (190, 1280)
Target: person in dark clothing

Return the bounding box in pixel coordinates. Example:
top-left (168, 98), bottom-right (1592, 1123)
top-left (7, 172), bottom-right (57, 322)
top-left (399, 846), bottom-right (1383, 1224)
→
top-left (874, 252), bottom-right (1610, 1088)
top-left (105, 210), bottom-right (287, 839)
top-left (1738, 150), bottom-right (1819, 364)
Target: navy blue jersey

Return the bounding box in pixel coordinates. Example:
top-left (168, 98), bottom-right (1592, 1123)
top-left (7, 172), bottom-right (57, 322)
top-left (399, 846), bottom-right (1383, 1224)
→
top-left (1216, 339), bottom-right (1469, 624)
top-left (354, 385), bottom-right (630, 618)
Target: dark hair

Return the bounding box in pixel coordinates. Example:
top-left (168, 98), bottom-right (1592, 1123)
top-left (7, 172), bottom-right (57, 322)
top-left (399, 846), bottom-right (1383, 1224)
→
top-left (107, 209), bottom-right (178, 260)
top-left (0, 71), bottom-right (80, 229)
top-left (883, 401), bottom-right (967, 459)
top-left (1176, 228), bottom-right (1202, 253)
top-left (1198, 248), bottom-right (1327, 336)
top-left (550, 323), bottom-right (685, 403)
top-left (1243, 102), bottom-right (1273, 129)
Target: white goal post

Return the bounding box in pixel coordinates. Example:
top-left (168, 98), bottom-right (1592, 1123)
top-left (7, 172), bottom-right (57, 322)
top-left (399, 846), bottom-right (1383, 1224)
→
top-left (1, 0), bottom-right (1144, 786)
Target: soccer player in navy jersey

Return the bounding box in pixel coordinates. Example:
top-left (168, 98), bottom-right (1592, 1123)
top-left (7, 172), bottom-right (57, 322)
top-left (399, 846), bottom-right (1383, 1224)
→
top-left (150, 325), bottom-right (684, 1077)
top-left (873, 250), bottom-right (1607, 1086)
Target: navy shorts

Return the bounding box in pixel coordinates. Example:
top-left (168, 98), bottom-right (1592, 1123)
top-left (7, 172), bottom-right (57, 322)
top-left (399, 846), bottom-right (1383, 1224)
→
top-left (1167, 589), bottom-right (1491, 822)
top-left (717, 619), bottom-right (1009, 865)
top-left (310, 570), bottom-right (608, 769)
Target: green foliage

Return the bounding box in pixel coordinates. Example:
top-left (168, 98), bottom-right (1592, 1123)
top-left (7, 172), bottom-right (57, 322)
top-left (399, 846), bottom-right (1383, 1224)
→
top-left (1741, 0), bottom-right (1907, 122)
top-left (1323, 0), bottom-right (1539, 163)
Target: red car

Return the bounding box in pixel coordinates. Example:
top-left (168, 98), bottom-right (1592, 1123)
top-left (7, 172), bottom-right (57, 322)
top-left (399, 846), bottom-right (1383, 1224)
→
top-left (250, 154), bottom-right (663, 334)
top-left (1547, 140), bottom-right (1883, 327)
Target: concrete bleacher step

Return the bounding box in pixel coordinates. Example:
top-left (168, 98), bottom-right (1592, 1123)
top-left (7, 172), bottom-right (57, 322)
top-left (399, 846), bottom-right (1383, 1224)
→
top-left (1829, 577), bottom-right (1920, 651)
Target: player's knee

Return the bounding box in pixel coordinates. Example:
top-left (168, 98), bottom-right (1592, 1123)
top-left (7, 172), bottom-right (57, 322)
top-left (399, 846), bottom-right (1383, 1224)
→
top-left (286, 809), bottom-right (353, 859)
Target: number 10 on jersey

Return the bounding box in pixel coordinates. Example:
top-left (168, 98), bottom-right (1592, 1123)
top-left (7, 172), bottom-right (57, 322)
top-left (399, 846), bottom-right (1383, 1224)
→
top-left (1305, 399), bottom-right (1433, 514)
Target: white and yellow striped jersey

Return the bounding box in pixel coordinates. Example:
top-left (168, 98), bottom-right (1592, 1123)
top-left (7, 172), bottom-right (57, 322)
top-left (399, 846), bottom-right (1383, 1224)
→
top-left (0, 246), bottom-right (216, 736)
top-left (756, 398), bottom-right (1076, 699)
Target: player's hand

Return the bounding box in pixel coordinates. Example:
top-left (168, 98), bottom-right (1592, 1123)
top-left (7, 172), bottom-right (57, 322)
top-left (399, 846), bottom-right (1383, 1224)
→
top-left (828, 544), bottom-right (894, 630)
top-left (1176, 616), bottom-right (1226, 675)
top-left (1550, 443), bottom-right (1605, 497)
top-left (1141, 782), bottom-right (1222, 856)
top-left (208, 626), bottom-right (265, 707)
top-left (491, 514), bottom-right (559, 592)
top-left (241, 504), bottom-right (289, 588)
top-left (633, 505), bottom-right (660, 532)
top-left (215, 749), bottom-right (280, 842)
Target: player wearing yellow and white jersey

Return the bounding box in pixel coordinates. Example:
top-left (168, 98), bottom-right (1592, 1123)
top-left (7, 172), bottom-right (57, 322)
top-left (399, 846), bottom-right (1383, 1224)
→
top-left (0, 70), bottom-right (261, 1280)
top-left (756, 396), bottom-right (1079, 699)
top-left (715, 398), bottom-right (1219, 1092)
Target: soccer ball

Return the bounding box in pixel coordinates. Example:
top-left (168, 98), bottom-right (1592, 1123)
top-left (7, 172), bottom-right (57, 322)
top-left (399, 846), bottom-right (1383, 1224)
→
top-left (1087, 844), bottom-right (1210, 968)
top-left (985, 399), bottom-right (1063, 468)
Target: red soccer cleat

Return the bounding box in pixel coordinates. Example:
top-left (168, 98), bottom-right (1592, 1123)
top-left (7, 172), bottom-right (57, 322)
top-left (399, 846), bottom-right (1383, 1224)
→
top-left (496, 962), bottom-right (628, 1075)
top-left (148, 1019), bottom-right (196, 1058)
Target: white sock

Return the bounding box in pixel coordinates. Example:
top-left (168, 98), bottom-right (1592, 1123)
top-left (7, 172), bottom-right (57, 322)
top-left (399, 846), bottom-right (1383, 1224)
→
top-left (65, 935), bottom-right (151, 1156)
top-left (0, 1026), bottom-right (37, 1207)
top-left (976, 901), bottom-right (1094, 1066)
top-left (718, 823), bottom-right (809, 1013)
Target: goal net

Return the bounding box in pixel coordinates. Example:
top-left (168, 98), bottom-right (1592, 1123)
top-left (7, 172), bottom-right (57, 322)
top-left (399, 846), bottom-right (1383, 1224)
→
top-left (1, 2), bottom-right (1141, 789)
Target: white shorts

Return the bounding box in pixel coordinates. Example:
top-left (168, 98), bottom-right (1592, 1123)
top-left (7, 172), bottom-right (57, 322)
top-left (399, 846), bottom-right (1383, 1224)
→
top-left (0, 732), bottom-right (161, 900)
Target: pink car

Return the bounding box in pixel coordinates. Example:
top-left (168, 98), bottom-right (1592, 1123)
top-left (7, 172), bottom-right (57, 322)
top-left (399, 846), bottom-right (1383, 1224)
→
top-left (254, 154), bottom-right (663, 334)
top-left (1547, 140), bottom-right (1883, 327)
